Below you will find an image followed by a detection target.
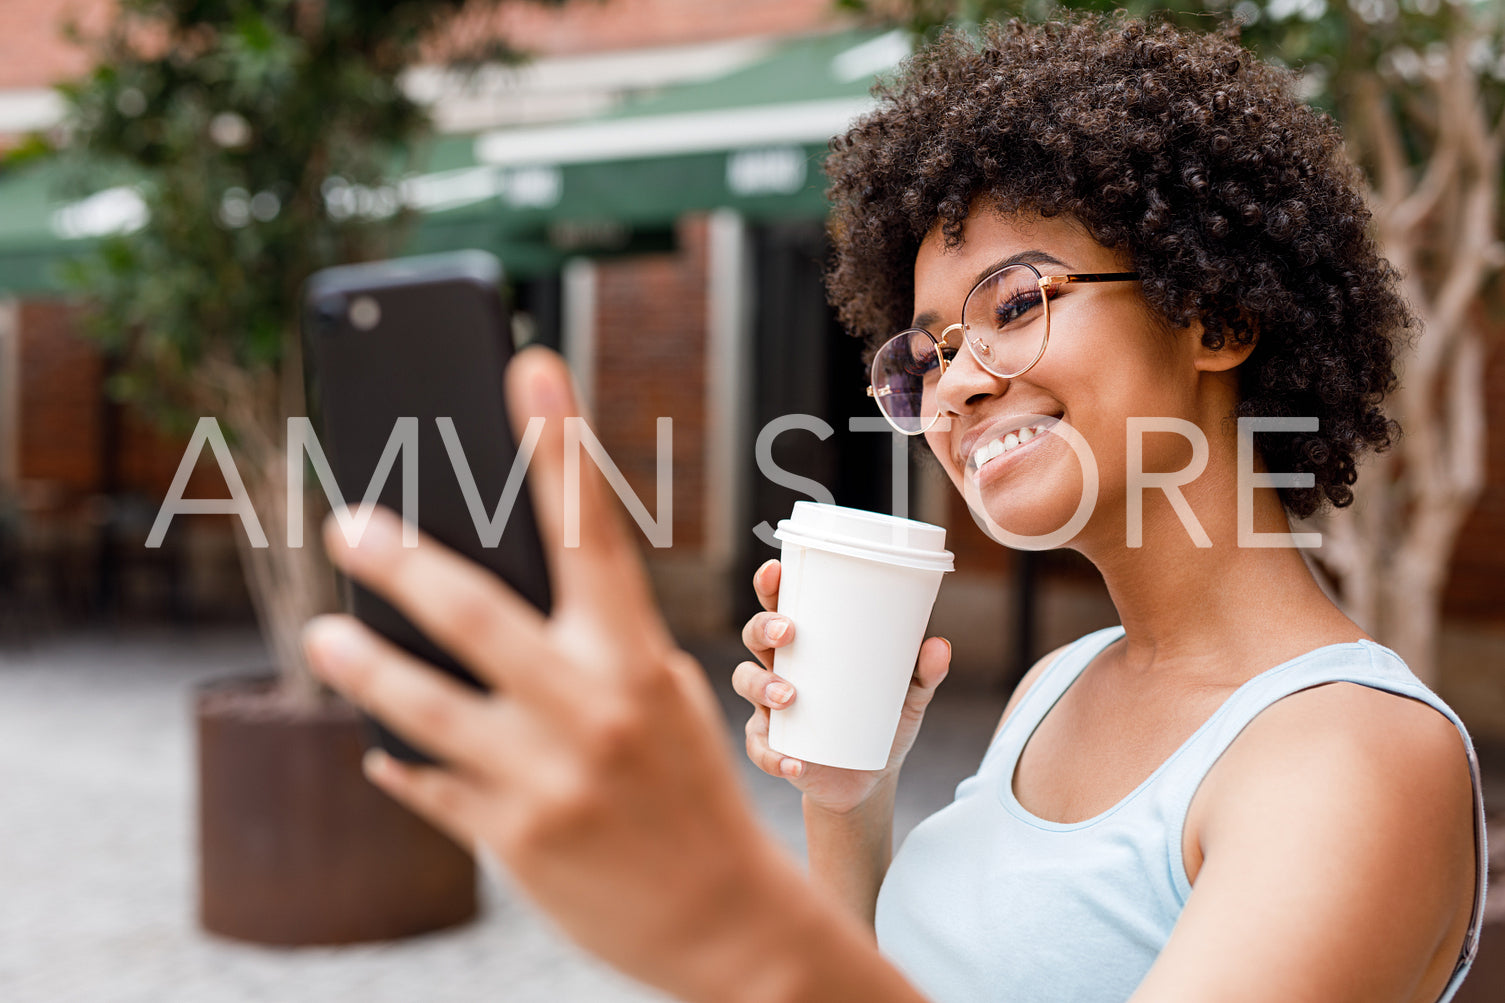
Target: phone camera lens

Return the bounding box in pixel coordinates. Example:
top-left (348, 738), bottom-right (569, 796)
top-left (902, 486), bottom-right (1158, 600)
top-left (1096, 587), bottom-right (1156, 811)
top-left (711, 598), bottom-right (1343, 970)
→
top-left (349, 296), bottom-right (381, 331)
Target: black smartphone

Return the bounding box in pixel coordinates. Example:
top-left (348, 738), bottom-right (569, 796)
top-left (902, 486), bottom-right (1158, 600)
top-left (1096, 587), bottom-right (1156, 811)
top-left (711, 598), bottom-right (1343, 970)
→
top-left (303, 250), bottom-right (552, 764)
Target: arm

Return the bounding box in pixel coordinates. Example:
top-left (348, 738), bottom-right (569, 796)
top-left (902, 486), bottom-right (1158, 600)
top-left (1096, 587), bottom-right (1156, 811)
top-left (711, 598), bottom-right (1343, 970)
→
top-left (802, 779), bottom-right (898, 934)
top-left (786, 638), bottom-right (1068, 932)
top-left (745, 836), bottom-right (930, 1003)
top-left (1128, 682), bottom-right (1477, 1003)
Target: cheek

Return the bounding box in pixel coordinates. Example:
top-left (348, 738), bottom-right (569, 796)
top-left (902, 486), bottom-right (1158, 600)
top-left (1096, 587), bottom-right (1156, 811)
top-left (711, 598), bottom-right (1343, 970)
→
top-left (1039, 320), bottom-right (1180, 423)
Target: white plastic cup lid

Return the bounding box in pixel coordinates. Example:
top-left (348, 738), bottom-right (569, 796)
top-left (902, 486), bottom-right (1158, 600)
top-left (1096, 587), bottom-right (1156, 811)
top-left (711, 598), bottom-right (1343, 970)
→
top-left (773, 501), bottom-right (954, 573)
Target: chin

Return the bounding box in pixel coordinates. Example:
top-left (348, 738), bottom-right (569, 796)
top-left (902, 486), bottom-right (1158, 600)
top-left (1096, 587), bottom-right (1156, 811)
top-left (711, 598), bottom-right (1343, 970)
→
top-left (960, 483), bottom-right (1085, 550)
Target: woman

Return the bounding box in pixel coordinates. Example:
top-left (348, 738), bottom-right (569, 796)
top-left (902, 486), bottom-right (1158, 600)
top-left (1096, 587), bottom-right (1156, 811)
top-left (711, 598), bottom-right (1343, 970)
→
top-left (734, 17), bottom-right (1487, 1002)
top-left (304, 16), bottom-right (1486, 1003)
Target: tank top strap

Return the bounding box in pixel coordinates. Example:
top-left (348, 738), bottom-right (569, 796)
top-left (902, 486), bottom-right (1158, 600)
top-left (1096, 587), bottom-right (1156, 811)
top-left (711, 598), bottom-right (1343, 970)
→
top-left (1153, 639), bottom-right (1488, 994)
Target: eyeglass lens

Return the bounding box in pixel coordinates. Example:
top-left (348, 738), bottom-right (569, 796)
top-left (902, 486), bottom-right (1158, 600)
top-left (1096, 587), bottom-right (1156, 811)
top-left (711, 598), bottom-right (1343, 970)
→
top-left (869, 264), bottom-right (1049, 433)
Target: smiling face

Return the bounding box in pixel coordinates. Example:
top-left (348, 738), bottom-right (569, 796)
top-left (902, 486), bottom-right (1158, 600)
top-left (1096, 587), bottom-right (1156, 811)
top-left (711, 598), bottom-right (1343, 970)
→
top-left (916, 208), bottom-right (1224, 552)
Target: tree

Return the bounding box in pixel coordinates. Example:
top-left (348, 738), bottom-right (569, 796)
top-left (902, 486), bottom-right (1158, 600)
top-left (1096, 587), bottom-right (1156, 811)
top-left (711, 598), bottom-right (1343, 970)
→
top-left (841, 0), bottom-right (1505, 684)
top-left (53, 0), bottom-right (562, 705)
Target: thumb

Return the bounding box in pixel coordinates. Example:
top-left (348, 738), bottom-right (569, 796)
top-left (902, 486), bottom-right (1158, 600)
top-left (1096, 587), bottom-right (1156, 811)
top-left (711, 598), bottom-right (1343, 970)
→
top-left (505, 345), bottom-right (661, 630)
top-left (909, 636), bottom-right (952, 701)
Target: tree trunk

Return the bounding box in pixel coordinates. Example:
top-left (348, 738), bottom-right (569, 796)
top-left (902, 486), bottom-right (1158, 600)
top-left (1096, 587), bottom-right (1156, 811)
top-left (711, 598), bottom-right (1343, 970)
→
top-left (1379, 570), bottom-right (1443, 687)
top-left (233, 447), bottom-right (339, 711)
top-left (203, 351), bottom-right (339, 711)
top-left (1307, 21), bottom-right (1499, 688)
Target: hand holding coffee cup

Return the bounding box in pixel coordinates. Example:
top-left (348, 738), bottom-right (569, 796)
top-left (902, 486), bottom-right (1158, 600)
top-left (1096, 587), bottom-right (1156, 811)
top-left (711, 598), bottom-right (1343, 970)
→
top-left (733, 503), bottom-right (955, 809)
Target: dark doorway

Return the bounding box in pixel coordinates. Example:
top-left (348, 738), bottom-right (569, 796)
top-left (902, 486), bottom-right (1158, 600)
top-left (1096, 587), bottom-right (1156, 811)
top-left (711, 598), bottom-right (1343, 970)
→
top-left (511, 272), bottom-right (563, 352)
top-left (736, 220), bottom-right (892, 623)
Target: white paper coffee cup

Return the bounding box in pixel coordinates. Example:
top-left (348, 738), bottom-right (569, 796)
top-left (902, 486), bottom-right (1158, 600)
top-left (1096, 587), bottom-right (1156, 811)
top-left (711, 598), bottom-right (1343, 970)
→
top-left (767, 502), bottom-right (954, 771)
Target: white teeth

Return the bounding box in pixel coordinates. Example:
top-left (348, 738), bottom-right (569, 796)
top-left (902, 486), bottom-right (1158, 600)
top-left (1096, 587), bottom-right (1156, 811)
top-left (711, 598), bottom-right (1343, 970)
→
top-left (972, 423), bottom-right (1051, 470)
top-left (974, 438), bottom-right (1006, 466)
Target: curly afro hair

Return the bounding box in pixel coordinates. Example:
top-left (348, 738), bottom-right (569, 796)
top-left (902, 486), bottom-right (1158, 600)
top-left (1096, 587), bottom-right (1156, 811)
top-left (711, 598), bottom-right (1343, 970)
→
top-left (825, 16), bottom-right (1407, 517)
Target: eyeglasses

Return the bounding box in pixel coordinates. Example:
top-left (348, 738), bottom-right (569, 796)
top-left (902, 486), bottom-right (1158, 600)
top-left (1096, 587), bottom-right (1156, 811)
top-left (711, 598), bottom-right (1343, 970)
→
top-left (866, 262), bottom-right (1141, 435)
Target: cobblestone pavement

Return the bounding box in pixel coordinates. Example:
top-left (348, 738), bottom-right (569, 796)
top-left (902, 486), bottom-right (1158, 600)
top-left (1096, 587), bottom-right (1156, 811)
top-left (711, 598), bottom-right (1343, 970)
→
top-left (0, 627), bottom-right (1006, 1003)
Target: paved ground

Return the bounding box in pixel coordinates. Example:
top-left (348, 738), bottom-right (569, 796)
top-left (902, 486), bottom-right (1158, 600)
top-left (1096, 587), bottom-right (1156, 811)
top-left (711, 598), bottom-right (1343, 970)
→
top-left (0, 627), bottom-right (1007, 1003)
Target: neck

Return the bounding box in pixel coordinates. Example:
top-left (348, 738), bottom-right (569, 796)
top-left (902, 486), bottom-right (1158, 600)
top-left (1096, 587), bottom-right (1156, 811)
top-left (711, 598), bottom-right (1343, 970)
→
top-left (1075, 449), bottom-right (1360, 683)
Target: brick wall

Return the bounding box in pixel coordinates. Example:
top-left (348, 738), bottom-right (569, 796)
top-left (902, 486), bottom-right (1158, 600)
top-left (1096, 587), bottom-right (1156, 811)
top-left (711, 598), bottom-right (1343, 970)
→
top-left (591, 214), bottom-right (709, 553)
top-left (0, 0), bottom-right (113, 89)
top-left (1444, 329), bottom-right (1505, 622)
top-left (440, 0), bottom-right (843, 59)
top-left (17, 300), bottom-right (103, 491)
top-left (16, 298), bottom-right (247, 504)
top-left (0, 0), bottom-right (843, 93)
top-left (11, 298), bottom-right (251, 620)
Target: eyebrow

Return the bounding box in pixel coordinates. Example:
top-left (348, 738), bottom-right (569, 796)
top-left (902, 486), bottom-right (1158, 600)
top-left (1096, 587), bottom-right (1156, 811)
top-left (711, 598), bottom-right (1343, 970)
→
top-left (910, 249), bottom-right (1071, 330)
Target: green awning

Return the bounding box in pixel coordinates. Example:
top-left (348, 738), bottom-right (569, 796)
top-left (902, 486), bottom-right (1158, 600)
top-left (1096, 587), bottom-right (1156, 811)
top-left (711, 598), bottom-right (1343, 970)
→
top-left (462, 28), bottom-right (899, 228)
top-left (0, 162), bottom-right (109, 294)
top-left (0, 27), bottom-right (903, 293)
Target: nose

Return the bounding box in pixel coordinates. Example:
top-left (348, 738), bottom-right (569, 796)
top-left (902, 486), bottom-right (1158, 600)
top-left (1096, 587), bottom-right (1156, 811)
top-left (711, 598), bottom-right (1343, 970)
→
top-left (934, 324), bottom-right (1008, 417)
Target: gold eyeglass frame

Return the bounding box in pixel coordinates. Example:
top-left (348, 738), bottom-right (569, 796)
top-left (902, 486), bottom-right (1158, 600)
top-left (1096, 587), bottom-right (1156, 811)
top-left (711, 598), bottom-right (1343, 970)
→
top-left (867, 262), bottom-right (1141, 435)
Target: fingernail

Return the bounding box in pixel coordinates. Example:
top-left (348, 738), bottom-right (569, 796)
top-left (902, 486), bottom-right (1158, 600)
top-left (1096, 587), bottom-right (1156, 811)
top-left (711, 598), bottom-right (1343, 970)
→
top-left (358, 508), bottom-right (402, 552)
top-left (766, 617), bottom-right (789, 642)
top-left (363, 748), bottom-right (392, 781)
top-left (767, 681), bottom-right (793, 706)
top-left (779, 758), bottom-right (802, 779)
top-left (532, 366), bottom-right (567, 416)
top-left (304, 617), bottom-right (364, 674)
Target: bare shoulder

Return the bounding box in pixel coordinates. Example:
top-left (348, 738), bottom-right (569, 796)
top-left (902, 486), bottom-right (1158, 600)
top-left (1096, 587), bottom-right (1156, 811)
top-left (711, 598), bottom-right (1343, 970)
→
top-left (1216, 680), bottom-right (1471, 801)
top-left (990, 641), bottom-right (1074, 743)
top-left (1202, 680), bottom-right (1475, 849)
top-left (1206, 682), bottom-right (1475, 979)
top-left (1138, 681), bottom-right (1479, 1002)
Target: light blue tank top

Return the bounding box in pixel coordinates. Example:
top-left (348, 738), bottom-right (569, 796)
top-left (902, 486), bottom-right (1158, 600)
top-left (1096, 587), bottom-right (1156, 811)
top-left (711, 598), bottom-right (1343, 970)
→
top-left (875, 626), bottom-right (1488, 1002)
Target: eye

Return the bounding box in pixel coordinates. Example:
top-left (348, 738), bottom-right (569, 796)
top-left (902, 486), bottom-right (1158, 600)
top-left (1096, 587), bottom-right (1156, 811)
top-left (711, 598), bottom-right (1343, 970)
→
top-left (916, 342), bottom-right (958, 377)
top-left (993, 288), bottom-right (1044, 327)
top-left (900, 340), bottom-right (940, 377)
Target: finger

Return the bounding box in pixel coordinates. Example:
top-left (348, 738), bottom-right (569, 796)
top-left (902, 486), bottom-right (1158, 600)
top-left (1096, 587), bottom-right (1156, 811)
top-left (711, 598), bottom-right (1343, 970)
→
top-left (730, 660), bottom-right (795, 710)
top-left (901, 637), bottom-right (952, 714)
top-left (743, 705), bottom-right (804, 780)
top-left (362, 748), bottom-right (488, 849)
top-left (753, 559), bottom-right (781, 613)
top-left (322, 511), bottom-right (552, 695)
top-left (740, 611), bottom-right (794, 670)
top-left (505, 347), bottom-right (667, 644)
top-left (303, 614), bottom-right (502, 771)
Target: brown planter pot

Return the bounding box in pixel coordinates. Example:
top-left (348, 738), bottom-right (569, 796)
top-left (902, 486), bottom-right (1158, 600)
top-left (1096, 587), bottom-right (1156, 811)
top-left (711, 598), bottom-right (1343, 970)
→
top-left (196, 676), bottom-right (477, 945)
